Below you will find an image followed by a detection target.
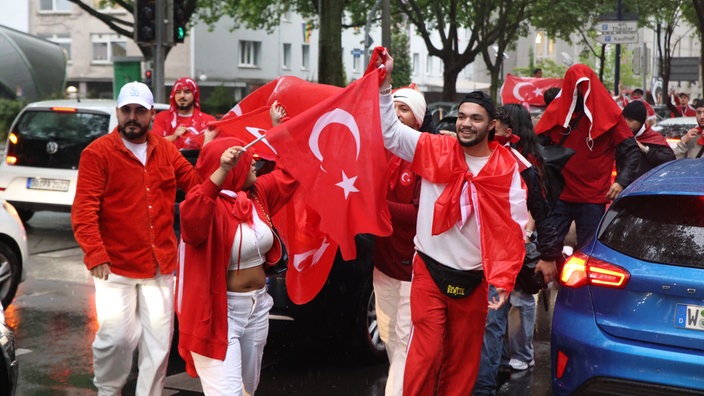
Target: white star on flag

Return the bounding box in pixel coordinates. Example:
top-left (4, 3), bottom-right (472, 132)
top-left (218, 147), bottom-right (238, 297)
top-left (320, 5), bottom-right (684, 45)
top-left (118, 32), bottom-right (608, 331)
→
top-left (335, 170), bottom-right (359, 199)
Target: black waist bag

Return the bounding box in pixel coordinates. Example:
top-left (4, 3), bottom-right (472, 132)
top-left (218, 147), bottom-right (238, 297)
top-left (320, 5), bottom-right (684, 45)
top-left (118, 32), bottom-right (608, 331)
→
top-left (417, 251), bottom-right (484, 299)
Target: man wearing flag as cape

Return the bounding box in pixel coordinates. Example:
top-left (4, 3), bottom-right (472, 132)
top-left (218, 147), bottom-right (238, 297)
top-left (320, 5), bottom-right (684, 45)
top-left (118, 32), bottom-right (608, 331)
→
top-left (375, 49), bottom-right (528, 395)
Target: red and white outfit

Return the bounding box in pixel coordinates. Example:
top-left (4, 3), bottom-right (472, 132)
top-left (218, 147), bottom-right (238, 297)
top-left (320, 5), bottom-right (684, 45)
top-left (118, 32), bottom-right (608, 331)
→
top-left (373, 155), bottom-right (419, 396)
top-left (379, 93), bottom-right (528, 395)
top-left (176, 138), bottom-right (297, 395)
top-left (72, 130), bottom-right (201, 396)
top-left (152, 77), bottom-right (217, 150)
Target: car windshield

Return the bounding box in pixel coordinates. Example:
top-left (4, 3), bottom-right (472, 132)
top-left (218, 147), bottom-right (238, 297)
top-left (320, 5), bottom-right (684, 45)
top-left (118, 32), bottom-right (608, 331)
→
top-left (16, 109), bottom-right (110, 143)
top-left (598, 195), bottom-right (704, 269)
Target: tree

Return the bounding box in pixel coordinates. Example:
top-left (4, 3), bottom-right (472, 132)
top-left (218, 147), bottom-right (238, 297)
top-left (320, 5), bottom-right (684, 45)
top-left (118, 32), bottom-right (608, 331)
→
top-left (391, 23), bottom-right (412, 87)
top-left (693, 0), bottom-right (704, 98)
top-left (394, 0), bottom-right (598, 101)
top-left (197, 0), bottom-right (377, 87)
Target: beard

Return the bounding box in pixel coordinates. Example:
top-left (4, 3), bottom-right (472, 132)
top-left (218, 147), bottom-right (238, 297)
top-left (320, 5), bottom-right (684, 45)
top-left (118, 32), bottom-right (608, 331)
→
top-left (118, 121), bottom-right (149, 141)
top-left (177, 101), bottom-right (194, 112)
top-left (457, 126), bottom-right (489, 147)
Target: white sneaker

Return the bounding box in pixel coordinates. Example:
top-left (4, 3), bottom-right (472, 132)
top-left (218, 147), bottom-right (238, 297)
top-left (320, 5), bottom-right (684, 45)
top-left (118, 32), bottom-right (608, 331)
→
top-left (508, 358), bottom-right (535, 371)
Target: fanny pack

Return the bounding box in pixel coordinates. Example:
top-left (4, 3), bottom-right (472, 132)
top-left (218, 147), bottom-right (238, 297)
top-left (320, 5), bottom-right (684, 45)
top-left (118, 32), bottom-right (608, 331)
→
top-left (417, 251), bottom-right (484, 299)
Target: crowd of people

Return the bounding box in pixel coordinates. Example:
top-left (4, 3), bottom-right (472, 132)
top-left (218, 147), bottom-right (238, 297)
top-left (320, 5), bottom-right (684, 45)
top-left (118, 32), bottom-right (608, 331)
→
top-left (70, 48), bottom-right (692, 396)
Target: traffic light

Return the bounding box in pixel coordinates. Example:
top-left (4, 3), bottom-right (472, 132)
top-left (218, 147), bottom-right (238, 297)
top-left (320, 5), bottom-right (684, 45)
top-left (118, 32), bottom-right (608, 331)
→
top-left (144, 69), bottom-right (152, 87)
top-left (173, 0), bottom-right (187, 43)
top-left (134, 0), bottom-right (156, 44)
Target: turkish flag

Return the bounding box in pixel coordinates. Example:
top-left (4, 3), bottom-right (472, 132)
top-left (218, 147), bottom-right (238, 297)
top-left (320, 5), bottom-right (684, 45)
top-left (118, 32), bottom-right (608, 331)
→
top-left (267, 69), bottom-right (392, 261)
top-left (223, 76), bottom-right (342, 120)
top-left (500, 74), bottom-right (563, 106)
top-left (206, 106), bottom-right (279, 161)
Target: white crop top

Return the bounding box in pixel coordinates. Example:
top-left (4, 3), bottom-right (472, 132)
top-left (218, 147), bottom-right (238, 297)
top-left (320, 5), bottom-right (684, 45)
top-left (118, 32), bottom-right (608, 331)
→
top-left (229, 204), bottom-right (274, 270)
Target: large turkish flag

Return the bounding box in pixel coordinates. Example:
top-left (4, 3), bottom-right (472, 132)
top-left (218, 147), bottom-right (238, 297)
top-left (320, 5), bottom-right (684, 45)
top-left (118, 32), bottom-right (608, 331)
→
top-left (500, 74), bottom-right (563, 106)
top-left (266, 69), bottom-right (392, 261)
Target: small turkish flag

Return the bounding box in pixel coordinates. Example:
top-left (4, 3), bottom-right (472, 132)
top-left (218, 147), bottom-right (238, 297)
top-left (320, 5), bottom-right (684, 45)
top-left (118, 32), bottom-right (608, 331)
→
top-left (500, 74), bottom-right (563, 106)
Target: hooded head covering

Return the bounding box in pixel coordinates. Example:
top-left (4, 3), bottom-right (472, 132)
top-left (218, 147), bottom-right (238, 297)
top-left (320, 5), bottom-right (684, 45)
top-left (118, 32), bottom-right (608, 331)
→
top-left (195, 137), bottom-right (256, 224)
top-left (170, 77), bottom-right (201, 112)
top-left (196, 137), bottom-right (254, 192)
top-left (535, 64), bottom-right (623, 144)
top-left (392, 88), bottom-right (427, 129)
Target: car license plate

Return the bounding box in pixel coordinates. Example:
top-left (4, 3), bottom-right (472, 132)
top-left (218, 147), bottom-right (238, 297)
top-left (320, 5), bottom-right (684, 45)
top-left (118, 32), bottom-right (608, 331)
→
top-left (27, 178), bottom-right (70, 192)
top-left (675, 304), bottom-right (704, 331)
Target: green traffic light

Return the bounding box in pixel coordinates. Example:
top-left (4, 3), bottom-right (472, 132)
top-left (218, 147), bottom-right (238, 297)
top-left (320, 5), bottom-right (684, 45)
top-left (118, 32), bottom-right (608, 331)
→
top-left (177, 27), bottom-right (185, 40)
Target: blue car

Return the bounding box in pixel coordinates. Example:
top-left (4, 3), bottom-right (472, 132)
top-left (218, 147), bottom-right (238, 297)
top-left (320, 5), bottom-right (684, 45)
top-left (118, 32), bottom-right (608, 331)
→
top-left (551, 159), bottom-right (704, 395)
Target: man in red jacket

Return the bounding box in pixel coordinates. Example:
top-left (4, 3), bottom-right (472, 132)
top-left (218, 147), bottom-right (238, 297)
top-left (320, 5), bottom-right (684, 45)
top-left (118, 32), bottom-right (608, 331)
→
top-left (72, 81), bottom-right (202, 395)
top-left (152, 77), bottom-right (217, 150)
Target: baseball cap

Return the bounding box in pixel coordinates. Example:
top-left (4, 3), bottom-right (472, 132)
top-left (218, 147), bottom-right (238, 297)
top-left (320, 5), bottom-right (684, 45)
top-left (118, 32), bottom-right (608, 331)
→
top-left (117, 81), bottom-right (154, 109)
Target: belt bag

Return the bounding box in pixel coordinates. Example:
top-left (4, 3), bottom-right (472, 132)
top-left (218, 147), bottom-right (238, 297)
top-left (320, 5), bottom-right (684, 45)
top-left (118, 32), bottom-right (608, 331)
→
top-left (418, 251), bottom-right (484, 299)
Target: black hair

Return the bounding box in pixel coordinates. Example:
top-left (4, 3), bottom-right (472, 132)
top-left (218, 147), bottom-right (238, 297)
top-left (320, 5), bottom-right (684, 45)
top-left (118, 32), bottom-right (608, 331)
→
top-left (543, 87), bottom-right (560, 106)
top-left (693, 98), bottom-right (704, 109)
top-left (502, 103), bottom-right (545, 171)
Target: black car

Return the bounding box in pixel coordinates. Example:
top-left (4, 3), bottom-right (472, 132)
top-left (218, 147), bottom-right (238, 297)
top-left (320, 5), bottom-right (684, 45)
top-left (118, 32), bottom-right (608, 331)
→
top-left (175, 152), bottom-right (386, 364)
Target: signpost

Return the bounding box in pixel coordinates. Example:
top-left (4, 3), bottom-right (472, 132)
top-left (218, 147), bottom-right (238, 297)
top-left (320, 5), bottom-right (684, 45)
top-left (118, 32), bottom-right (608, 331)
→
top-left (596, 33), bottom-right (638, 44)
top-left (596, 21), bottom-right (638, 34)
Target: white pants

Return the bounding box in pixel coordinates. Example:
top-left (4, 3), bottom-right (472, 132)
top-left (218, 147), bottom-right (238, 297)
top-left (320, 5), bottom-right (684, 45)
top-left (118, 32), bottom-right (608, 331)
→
top-left (92, 272), bottom-right (174, 396)
top-left (192, 287), bottom-right (273, 396)
top-left (373, 268), bottom-right (412, 396)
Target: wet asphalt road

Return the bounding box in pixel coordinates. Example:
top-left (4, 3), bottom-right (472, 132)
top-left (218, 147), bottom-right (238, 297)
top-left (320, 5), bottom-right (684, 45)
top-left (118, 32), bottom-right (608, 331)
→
top-left (10, 211), bottom-right (554, 395)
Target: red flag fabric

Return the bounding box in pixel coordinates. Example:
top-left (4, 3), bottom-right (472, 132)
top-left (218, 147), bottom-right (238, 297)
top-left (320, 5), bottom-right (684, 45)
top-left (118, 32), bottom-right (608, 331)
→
top-left (266, 69), bottom-right (392, 261)
top-left (205, 106), bottom-right (278, 160)
top-left (500, 74), bottom-right (563, 106)
top-left (222, 76), bottom-right (342, 120)
top-left (272, 192), bottom-right (339, 304)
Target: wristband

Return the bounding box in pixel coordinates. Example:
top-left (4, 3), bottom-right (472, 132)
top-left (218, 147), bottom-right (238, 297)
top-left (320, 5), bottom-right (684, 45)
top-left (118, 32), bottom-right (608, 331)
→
top-left (379, 85), bottom-right (392, 95)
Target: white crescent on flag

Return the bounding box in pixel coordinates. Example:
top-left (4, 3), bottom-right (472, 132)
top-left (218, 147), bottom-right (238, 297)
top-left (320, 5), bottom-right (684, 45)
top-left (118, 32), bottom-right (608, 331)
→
top-left (309, 108), bottom-right (361, 164)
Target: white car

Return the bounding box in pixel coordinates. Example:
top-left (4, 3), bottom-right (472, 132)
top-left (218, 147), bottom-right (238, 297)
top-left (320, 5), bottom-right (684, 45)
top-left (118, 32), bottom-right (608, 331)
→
top-left (651, 116), bottom-right (697, 149)
top-left (0, 200), bottom-right (27, 307)
top-left (0, 99), bottom-right (168, 223)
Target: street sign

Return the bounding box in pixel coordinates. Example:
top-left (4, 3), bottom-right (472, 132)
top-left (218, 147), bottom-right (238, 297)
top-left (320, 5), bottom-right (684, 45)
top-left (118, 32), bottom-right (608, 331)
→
top-left (596, 33), bottom-right (638, 44)
top-left (596, 20), bottom-right (638, 34)
top-left (351, 48), bottom-right (364, 57)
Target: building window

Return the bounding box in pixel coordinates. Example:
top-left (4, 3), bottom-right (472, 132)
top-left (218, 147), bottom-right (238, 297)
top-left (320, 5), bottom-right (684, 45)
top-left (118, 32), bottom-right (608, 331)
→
top-left (535, 31), bottom-right (555, 59)
top-left (239, 40), bottom-right (261, 67)
top-left (38, 33), bottom-right (72, 61)
top-left (412, 53), bottom-right (420, 75)
top-left (91, 33), bottom-right (127, 64)
top-left (353, 53), bottom-right (361, 72)
top-left (39, 0), bottom-right (72, 12)
top-left (282, 43), bottom-right (291, 69)
top-left (426, 55), bottom-right (433, 75)
top-left (302, 44), bottom-right (310, 70)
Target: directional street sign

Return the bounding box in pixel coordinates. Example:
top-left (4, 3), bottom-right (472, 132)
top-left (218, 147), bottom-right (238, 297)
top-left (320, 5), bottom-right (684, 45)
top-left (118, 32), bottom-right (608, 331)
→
top-left (596, 33), bottom-right (639, 44)
top-left (596, 20), bottom-right (638, 34)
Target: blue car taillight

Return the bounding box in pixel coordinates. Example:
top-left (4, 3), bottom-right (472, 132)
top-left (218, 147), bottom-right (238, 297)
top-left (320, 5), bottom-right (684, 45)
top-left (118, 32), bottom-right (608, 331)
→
top-left (560, 251), bottom-right (630, 289)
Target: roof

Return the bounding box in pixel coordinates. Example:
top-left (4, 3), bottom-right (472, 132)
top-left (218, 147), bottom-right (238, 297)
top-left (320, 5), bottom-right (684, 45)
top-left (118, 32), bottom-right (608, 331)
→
top-left (0, 25), bottom-right (67, 101)
top-left (624, 159), bottom-right (704, 196)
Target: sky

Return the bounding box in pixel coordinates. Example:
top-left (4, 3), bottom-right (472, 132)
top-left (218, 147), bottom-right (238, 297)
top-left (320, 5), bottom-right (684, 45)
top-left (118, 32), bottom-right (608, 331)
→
top-left (0, 0), bottom-right (29, 32)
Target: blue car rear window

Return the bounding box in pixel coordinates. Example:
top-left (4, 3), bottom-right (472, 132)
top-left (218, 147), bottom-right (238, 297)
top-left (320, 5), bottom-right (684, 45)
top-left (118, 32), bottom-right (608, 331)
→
top-left (599, 195), bottom-right (704, 268)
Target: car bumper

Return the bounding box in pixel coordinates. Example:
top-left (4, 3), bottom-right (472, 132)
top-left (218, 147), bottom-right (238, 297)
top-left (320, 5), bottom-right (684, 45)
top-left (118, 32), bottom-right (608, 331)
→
top-left (0, 166), bottom-right (77, 211)
top-left (551, 287), bottom-right (704, 395)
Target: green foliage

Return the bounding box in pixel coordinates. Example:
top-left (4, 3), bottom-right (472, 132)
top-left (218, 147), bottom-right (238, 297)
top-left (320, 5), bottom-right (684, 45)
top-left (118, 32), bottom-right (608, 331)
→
top-left (391, 27), bottom-right (412, 87)
top-left (0, 99), bottom-right (25, 142)
top-left (201, 85), bottom-right (235, 118)
top-left (512, 58), bottom-right (568, 78)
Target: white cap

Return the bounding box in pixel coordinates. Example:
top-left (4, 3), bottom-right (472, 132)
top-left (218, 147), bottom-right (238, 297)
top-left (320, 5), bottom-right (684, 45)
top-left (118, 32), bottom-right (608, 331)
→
top-left (117, 81), bottom-right (154, 109)
top-left (392, 88), bottom-right (427, 129)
